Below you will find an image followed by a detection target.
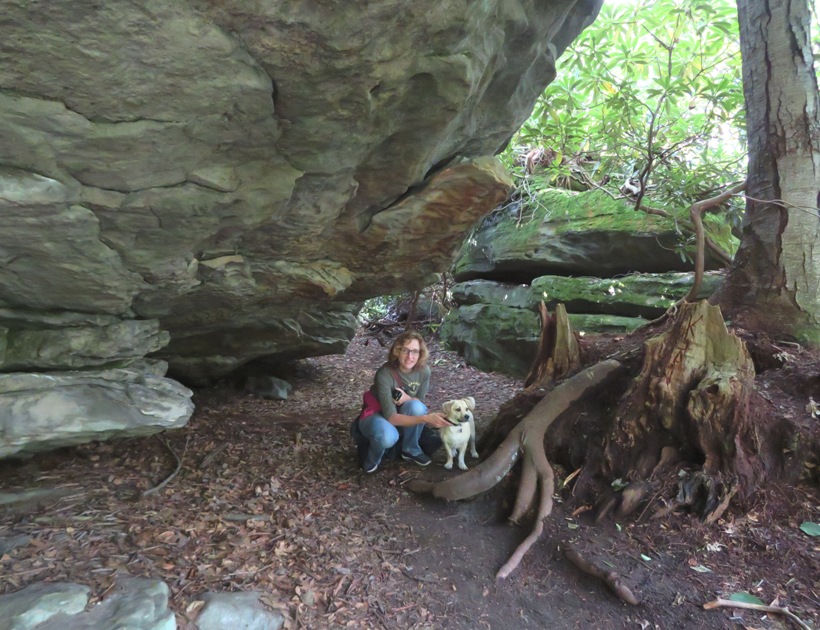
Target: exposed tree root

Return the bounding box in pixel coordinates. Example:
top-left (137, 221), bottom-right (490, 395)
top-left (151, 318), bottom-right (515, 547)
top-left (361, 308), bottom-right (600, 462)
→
top-left (406, 360), bottom-right (623, 578)
top-left (564, 544), bottom-right (640, 605)
top-left (496, 437), bottom-right (554, 579)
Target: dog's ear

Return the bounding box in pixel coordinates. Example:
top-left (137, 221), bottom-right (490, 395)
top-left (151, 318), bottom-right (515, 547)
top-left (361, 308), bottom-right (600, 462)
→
top-left (464, 397), bottom-right (475, 410)
top-left (442, 401), bottom-right (453, 416)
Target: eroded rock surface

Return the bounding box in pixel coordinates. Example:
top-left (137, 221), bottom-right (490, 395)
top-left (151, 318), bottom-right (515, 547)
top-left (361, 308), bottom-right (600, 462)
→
top-left (0, 369), bottom-right (193, 458)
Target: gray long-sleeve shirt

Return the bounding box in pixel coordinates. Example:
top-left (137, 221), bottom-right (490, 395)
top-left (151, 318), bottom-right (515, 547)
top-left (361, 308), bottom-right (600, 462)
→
top-left (370, 362), bottom-right (431, 419)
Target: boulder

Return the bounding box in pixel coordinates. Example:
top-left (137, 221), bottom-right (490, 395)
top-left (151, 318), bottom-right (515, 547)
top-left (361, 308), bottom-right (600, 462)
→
top-left (0, 0), bottom-right (603, 388)
top-left (0, 580), bottom-right (298, 630)
top-left (440, 304), bottom-right (540, 377)
top-left (0, 582), bottom-right (89, 630)
top-left (0, 0), bottom-right (607, 453)
top-left (453, 189), bottom-right (737, 281)
top-left (442, 272), bottom-right (724, 376)
top-left (443, 186), bottom-right (736, 377)
top-left (30, 578), bottom-right (175, 630)
top-left (194, 592), bottom-right (284, 630)
top-left (0, 369), bottom-right (193, 458)
top-left (244, 375), bottom-right (293, 401)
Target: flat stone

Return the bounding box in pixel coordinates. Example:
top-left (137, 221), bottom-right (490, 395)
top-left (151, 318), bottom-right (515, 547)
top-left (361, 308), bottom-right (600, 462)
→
top-left (0, 582), bottom-right (89, 630)
top-left (194, 592), bottom-right (284, 630)
top-left (0, 369), bottom-right (194, 457)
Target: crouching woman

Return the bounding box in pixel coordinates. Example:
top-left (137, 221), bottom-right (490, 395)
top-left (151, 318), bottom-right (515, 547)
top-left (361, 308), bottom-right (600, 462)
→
top-left (352, 331), bottom-right (450, 473)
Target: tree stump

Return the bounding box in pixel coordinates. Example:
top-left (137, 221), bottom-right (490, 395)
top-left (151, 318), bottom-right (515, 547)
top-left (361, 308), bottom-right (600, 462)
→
top-left (524, 302), bottom-right (582, 389)
top-left (602, 300), bottom-right (758, 521)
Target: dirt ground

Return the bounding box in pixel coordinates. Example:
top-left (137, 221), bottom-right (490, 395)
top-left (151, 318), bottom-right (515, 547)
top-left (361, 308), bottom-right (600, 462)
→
top-left (1, 330), bottom-right (818, 629)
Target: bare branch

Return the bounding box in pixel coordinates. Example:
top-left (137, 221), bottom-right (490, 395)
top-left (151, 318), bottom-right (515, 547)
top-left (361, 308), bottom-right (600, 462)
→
top-left (685, 181), bottom-right (746, 302)
top-left (143, 436), bottom-right (189, 497)
top-left (703, 598), bottom-right (812, 630)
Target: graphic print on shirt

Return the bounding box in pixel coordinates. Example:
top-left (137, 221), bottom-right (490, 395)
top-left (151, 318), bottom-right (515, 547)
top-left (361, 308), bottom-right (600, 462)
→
top-left (402, 377), bottom-right (422, 396)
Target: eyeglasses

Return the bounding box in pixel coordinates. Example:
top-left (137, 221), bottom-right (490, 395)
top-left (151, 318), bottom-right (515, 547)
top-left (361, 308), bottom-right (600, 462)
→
top-left (400, 348), bottom-right (421, 356)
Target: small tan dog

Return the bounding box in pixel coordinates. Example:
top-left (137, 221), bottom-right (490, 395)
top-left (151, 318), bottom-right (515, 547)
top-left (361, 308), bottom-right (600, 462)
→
top-left (440, 397), bottom-right (478, 470)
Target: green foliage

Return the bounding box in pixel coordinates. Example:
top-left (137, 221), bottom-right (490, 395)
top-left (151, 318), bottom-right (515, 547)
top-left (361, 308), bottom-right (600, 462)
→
top-left (358, 295), bottom-right (397, 324)
top-left (506, 0), bottom-right (746, 218)
top-left (357, 274), bottom-right (457, 336)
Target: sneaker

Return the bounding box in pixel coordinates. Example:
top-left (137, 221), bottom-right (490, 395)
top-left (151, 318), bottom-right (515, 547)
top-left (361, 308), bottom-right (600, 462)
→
top-left (363, 461), bottom-right (379, 474)
top-left (401, 451), bottom-right (431, 466)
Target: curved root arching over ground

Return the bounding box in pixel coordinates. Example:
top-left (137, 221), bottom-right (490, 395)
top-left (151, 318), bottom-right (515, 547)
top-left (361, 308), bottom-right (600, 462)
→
top-left (406, 360), bottom-right (623, 579)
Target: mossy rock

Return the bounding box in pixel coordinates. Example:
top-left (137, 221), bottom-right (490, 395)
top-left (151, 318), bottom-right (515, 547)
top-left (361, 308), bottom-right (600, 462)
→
top-left (453, 188), bottom-right (737, 281)
top-left (452, 271), bottom-right (723, 319)
top-left (440, 304), bottom-right (539, 377)
top-left (441, 302), bottom-right (648, 377)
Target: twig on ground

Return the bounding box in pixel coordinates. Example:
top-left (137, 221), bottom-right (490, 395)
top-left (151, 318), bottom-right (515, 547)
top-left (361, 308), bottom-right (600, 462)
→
top-left (703, 598), bottom-right (812, 630)
top-left (142, 436), bottom-right (189, 497)
top-left (401, 570), bottom-right (438, 584)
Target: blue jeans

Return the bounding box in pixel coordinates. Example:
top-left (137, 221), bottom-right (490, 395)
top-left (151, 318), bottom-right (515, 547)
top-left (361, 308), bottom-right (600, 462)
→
top-left (357, 399), bottom-right (428, 471)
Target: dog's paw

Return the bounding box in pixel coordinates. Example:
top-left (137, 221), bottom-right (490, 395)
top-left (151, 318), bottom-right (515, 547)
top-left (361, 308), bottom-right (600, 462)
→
top-left (444, 461), bottom-right (453, 470)
top-left (458, 462), bottom-right (468, 471)
top-left (470, 449), bottom-right (479, 459)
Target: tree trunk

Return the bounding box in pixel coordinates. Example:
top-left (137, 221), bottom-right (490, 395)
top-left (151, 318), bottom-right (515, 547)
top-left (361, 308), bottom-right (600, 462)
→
top-left (712, 0), bottom-right (820, 344)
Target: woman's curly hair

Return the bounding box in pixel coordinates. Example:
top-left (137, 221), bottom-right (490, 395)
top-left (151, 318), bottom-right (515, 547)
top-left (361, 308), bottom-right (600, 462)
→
top-left (387, 331), bottom-right (429, 369)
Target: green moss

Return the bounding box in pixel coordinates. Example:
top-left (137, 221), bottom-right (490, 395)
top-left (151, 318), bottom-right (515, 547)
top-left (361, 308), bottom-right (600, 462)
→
top-left (492, 189), bottom-right (674, 245)
top-left (467, 188), bottom-right (738, 257)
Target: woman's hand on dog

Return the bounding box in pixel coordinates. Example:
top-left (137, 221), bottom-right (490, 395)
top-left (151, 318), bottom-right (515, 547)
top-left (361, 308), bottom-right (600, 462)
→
top-left (423, 412), bottom-right (451, 428)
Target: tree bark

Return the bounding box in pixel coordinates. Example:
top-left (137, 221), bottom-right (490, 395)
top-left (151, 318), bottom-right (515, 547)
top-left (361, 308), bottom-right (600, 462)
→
top-left (713, 0), bottom-right (820, 344)
top-left (601, 301), bottom-right (758, 520)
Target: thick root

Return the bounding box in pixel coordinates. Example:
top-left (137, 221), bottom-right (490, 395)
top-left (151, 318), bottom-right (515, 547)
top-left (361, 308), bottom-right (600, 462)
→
top-left (408, 360), bottom-right (623, 580)
top-left (509, 457), bottom-right (537, 524)
top-left (408, 361), bottom-right (622, 502)
top-left (496, 435), bottom-right (555, 579)
top-left (565, 545), bottom-right (640, 605)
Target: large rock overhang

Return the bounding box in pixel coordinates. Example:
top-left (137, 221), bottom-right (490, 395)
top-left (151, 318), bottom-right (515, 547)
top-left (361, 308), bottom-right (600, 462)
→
top-left (0, 0), bottom-right (603, 385)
